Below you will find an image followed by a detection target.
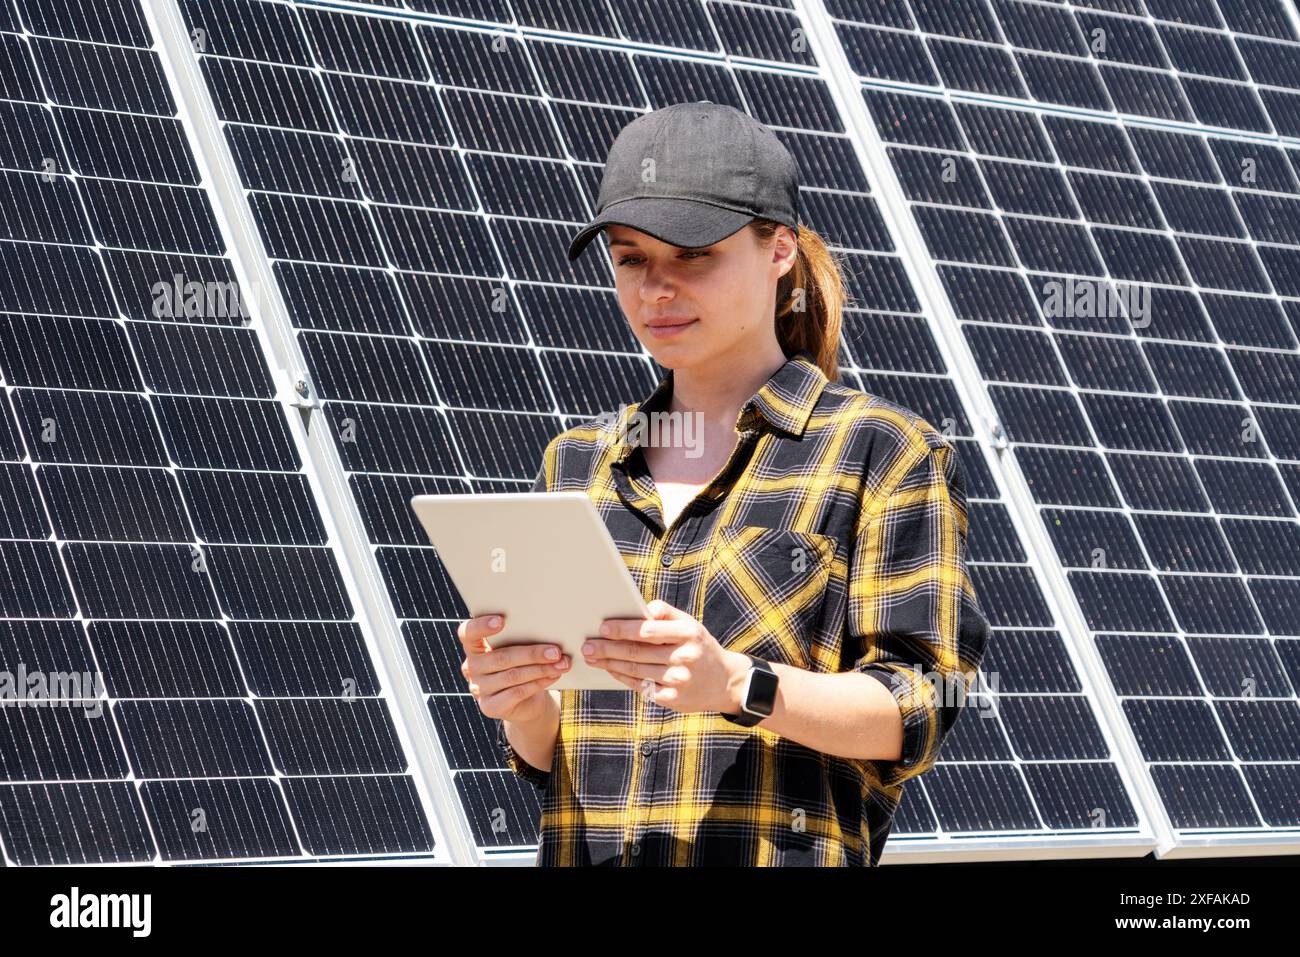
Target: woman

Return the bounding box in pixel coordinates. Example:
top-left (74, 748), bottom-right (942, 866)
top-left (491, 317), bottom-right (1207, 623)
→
top-left (458, 101), bottom-right (990, 866)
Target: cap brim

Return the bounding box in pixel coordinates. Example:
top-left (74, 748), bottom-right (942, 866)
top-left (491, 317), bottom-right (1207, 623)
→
top-left (567, 197), bottom-right (755, 262)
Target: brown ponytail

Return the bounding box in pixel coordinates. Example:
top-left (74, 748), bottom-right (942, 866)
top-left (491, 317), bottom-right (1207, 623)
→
top-left (749, 218), bottom-right (846, 384)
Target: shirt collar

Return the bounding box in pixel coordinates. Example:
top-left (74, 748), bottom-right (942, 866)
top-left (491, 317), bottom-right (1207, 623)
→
top-left (609, 348), bottom-right (828, 467)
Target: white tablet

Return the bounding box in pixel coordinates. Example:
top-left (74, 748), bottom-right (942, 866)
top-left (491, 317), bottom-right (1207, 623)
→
top-left (410, 491), bottom-right (648, 691)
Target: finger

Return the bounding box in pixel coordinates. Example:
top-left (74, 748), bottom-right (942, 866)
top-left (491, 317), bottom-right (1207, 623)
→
top-left (477, 657), bottom-right (569, 696)
top-left (458, 614), bottom-right (506, 654)
top-left (597, 618), bottom-right (688, 644)
top-left (599, 599), bottom-right (694, 640)
top-left (646, 684), bottom-right (677, 706)
top-left (479, 672), bottom-right (561, 714)
top-left (647, 598), bottom-right (693, 620)
top-left (596, 668), bottom-right (639, 693)
top-left (476, 640), bottom-right (566, 677)
top-left (476, 655), bottom-right (570, 692)
top-left (583, 638), bottom-right (671, 665)
top-left (598, 659), bottom-right (667, 682)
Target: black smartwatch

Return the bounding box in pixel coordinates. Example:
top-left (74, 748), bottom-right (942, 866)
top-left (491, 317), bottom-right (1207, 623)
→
top-left (721, 655), bottom-right (778, 727)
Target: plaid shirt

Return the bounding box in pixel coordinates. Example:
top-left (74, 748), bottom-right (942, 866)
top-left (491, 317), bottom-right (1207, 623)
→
top-left (496, 348), bottom-right (989, 866)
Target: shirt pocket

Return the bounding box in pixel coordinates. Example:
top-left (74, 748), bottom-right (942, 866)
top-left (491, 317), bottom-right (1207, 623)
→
top-left (698, 525), bottom-right (838, 671)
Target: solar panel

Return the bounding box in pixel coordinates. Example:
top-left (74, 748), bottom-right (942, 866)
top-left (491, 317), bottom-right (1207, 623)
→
top-left (821, 0), bottom-right (1300, 855)
top-left (6, 0), bottom-right (1293, 866)
top-left (0, 0), bottom-right (439, 864)
top-left (153, 0), bottom-right (1158, 863)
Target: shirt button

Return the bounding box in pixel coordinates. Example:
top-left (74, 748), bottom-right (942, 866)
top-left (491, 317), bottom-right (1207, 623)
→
top-left (640, 740), bottom-right (653, 756)
top-left (660, 553), bottom-right (674, 567)
top-left (630, 843), bottom-right (641, 857)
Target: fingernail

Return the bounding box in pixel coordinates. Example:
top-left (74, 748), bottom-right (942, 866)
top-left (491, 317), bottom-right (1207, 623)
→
top-left (545, 646), bottom-right (559, 659)
top-left (488, 616), bottom-right (501, 628)
top-left (582, 642), bottom-right (594, 655)
top-left (599, 623), bottom-right (611, 635)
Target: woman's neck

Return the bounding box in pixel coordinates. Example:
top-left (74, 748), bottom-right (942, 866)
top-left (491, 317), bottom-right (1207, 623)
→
top-left (665, 342), bottom-right (788, 430)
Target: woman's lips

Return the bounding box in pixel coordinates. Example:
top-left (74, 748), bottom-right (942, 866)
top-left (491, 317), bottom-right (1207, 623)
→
top-left (646, 318), bottom-right (697, 339)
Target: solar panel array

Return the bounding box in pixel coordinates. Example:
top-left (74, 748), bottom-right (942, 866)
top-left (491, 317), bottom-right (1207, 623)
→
top-left (824, 0), bottom-right (1300, 849)
top-left (0, 0), bottom-right (438, 864)
top-left (3, 0), bottom-right (1295, 865)
top-left (163, 0), bottom-right (1162, 862)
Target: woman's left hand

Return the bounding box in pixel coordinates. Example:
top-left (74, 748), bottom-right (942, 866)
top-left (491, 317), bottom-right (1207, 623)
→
top-left (585, 599), bottom-right (749, 713)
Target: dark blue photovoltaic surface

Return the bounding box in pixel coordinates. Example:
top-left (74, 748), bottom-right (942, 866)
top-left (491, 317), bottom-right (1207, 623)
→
top-left (829, 0), bottom-right (1300, 841)
top-left (0, 0), bottom-right (434, 865)
top-left (17, 0), bottom-right (1293, 865)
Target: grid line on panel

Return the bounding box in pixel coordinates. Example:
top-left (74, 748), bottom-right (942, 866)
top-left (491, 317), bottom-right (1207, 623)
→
top-left (873, 93), bottom-right (1300, 521)
top-left (175, 0), bottom-right (670, 852)
top-left (188, 0), bottom-right (670, 423)
top-left (149, 0), bottom-right (478, 864)
top-left (822, 0), bottom-right (1300, 141)
top-left (290, 0), bottom-right (819, 65)
top-left (3, 13), bottom-right (304, 863)
top-left (913, 94), bottom-right (1297, 530)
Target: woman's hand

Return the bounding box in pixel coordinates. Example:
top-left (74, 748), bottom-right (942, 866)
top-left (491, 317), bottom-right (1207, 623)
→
top-left (457, 613), bottom-right (571, 724)
top-left (583, 599), bottom-right (750, 714)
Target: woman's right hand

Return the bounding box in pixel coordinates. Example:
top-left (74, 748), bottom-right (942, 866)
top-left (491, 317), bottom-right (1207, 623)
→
top-left (457, 613), bottom-right (570, 723)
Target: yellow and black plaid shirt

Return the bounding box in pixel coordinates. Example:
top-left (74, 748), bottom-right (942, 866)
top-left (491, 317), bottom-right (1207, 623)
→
top-left (496, 348), bottom-right (990, 866)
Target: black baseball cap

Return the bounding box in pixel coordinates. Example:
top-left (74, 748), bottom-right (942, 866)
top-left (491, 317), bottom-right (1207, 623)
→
top-left (567, 101), bottom-right (800, 262)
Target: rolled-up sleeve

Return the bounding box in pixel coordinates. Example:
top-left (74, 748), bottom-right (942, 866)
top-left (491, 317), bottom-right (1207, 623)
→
top-left (496, 718), bottom-right (551, 791)
top-left (847, 431), bottom-right (990, 789)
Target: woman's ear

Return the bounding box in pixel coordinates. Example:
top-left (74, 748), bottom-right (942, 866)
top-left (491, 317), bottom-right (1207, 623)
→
top-left (774, 229), bottom-right (799, 273)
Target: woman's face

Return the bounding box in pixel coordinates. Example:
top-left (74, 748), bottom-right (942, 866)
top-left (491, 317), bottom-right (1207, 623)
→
top-left (604, 223), bottom-right (797, 366)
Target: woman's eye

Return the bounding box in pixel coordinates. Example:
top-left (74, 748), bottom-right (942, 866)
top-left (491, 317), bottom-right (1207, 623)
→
top-left (615, 251), bottom-right (708, 266)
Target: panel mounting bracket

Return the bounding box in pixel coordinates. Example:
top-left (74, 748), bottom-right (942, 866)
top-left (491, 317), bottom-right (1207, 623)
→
top-left (981, 413), bottom-right (1009, 452)
top-left (273, 368), bottom-right (319, 411)
top-left (982, 416), bottom-right (1003, 452)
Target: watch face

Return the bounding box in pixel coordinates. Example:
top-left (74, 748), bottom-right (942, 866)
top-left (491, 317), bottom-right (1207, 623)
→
top-left (746, 663), bottom-right (778, 716)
